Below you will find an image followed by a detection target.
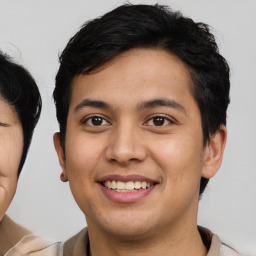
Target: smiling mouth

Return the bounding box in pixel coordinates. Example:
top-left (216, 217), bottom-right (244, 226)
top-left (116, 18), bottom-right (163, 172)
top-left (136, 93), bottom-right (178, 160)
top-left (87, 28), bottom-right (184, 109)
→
top-left (102, 180), bottom-right (156, 192)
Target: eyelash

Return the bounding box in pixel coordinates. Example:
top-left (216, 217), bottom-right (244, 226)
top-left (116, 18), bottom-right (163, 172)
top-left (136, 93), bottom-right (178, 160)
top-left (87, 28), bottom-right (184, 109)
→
top-left (145, 115), bottom-right (174, 127)
top-left (82, 115), bottom-right (110, 126)
top-left (82, 115), bottom-right (174, 127)
top-left (0, 122), bottom-right (8, 127)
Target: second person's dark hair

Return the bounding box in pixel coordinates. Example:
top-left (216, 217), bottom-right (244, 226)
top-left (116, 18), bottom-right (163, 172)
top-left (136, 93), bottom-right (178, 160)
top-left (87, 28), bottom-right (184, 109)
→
top-left (0, 52), bottom-right (42, 175)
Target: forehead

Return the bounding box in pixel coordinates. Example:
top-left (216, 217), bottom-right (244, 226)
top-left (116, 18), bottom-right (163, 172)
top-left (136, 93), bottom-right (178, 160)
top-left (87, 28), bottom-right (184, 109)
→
top-left (69, 48), bottom-right (193, 109)
top-left (0, 98), bottom-right (19, 123)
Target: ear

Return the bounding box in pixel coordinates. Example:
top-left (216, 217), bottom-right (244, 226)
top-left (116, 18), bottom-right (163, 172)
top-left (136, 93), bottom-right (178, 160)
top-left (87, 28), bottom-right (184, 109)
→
top-left (53, 132), bottom-right (68, 182)
top-left (201, 125), bottom-right (227, 179)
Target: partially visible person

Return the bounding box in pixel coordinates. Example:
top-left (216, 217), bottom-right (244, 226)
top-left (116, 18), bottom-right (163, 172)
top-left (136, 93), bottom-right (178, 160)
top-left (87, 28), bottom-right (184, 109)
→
top-left (0, 51), bottom-right (60, 256)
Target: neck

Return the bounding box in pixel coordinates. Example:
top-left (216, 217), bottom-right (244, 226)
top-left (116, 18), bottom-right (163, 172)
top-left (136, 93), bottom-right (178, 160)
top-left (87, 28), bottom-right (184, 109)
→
top-left (87, 222), bottom-right (207, 256)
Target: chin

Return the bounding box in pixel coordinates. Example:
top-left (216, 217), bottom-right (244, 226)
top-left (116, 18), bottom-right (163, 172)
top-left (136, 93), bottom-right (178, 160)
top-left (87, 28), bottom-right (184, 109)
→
top-left (104, 223), bottom-right (153, 241)
top-left (90, 210), bottom-right (158, 240)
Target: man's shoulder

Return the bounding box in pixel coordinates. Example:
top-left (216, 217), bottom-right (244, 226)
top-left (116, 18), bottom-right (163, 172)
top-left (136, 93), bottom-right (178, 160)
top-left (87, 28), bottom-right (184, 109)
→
top-left (198, 226), bottom-right (245, 256)
top-left (220, 243), bottom-right (247, 256)
top-left (63, 228), bottom-right (88, 256)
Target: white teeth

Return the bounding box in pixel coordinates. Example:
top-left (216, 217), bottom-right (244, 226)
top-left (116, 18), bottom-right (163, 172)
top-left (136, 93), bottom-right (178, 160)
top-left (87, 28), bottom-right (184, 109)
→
top-left (106, 181), bottom-right (112, 189)
top-left (117, 181), bottom-right (125, 189)
top-left (141, 181), bottom-right (147, 189)
top-left (103, 180), bottom-right (154, 191)
top-left (112, 180), bottom-right (117, 189)
top-left (125, 181), bottom-right (134, 190)
top-left (134, 181), bottom-right (141, 189)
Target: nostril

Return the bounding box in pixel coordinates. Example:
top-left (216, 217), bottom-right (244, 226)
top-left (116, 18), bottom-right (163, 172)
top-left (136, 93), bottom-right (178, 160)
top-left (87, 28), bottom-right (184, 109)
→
top-left (130, 158), bottom-right (139, 161)
top-left (109, 157), bottom-right (139, 164)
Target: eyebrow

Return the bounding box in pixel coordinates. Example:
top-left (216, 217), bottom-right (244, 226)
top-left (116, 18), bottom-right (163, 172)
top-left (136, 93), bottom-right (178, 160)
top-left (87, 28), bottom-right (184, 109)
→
top-left (137, 98), bottom-right (186, 113)
top-left (74, 99), bottom-right (111, 112)
top-left (74, 98), bottom-right (186, 114)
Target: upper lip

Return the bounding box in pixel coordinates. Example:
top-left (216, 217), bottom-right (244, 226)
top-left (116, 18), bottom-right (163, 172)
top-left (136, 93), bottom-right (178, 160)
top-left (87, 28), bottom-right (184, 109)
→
top-left (97, 174), bottom-right (159, 184)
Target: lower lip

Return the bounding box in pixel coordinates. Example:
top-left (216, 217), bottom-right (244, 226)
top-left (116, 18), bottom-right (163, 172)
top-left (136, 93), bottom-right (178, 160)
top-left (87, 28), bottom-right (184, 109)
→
top-left (99, 184), bottom-right (156, 203)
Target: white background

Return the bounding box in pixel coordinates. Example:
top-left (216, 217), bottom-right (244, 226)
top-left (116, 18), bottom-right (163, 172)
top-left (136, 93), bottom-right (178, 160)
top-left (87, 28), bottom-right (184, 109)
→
top-left (0, 0), bottom-right (255, 255)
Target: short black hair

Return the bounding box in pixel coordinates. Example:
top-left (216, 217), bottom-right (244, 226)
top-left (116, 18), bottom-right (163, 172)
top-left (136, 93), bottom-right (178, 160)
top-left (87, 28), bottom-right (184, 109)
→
top-left (54, 4), bottom-right (230, 195)
top-left (0, 51), bottom-right (42, 175)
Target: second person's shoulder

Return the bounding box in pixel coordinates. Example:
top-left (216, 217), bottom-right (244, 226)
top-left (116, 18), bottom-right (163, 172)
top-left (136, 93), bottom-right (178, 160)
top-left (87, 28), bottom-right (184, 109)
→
top-left (5, 234), bottom-right (62, 256)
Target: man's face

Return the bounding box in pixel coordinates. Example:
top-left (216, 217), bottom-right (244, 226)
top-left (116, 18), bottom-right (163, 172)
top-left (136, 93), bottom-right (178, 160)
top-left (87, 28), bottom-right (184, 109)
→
top-left (0, 99), bottom-right (23, 220)
top-left (55, 48), bottom-right (223, 239)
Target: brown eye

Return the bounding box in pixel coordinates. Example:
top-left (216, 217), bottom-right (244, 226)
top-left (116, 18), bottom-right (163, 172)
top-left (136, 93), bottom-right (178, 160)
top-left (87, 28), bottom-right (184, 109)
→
top-left (91, 117), bottom-right (103, 126)
top-left (84, 116), bottom-right (109, 127)
top-left (0, 122), bottom-right (9, 127)
top-left (153, 117), bottom-right (165, 126)
top-left (146, 116), bottom-right (173, 127)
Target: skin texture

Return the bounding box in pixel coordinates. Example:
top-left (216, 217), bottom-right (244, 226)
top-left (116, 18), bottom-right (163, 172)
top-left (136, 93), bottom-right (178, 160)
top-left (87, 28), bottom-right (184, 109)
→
top-left (54, 48), bottom-right (227, 256)
top-left (0, 99), bottom-right (23, 220)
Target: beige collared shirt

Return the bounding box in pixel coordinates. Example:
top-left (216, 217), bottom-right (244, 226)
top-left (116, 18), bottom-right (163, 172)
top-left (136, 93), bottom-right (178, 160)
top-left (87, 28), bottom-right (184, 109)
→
top-left (4, 235), bottom-right (61, 256)
top-left (198, 226), bottom-right (243, 256)
top-left (0, 215), bottom-right (31, 256)
top-left (0, 215), bottom-right (61, 256)
top-left (63, 226), bottom-right (244, 256)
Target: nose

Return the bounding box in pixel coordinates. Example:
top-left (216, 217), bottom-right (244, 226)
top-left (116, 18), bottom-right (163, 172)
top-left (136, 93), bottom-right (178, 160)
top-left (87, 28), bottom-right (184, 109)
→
top-left (105, 124), bottom-right (147, 165)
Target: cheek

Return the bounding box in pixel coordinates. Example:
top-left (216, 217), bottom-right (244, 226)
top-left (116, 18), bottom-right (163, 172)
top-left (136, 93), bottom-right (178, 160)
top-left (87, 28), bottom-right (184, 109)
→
top-left (64, 133), bottom-right (106, 213)
top-left (65, 133), bottom-right (104, 182)
top-left (0, 129), bottom-right (22, 219)
top-left (147, 135), bottom-right (204, 216)
top-left (0, 133), bottom-right (23, 176)
top-left (149, 133), bottom-right (204, 187)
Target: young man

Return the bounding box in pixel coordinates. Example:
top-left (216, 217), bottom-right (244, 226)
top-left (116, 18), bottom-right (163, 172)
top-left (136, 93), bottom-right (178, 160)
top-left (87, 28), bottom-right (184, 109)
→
top-left (53, 4), bottom-right (243, 256)
top-left (0, 52), bottom-right (60, 256)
